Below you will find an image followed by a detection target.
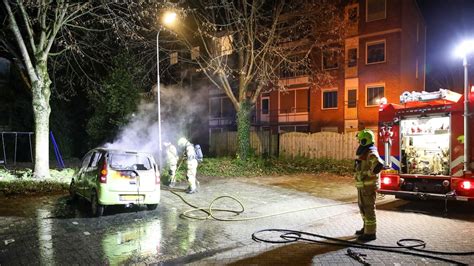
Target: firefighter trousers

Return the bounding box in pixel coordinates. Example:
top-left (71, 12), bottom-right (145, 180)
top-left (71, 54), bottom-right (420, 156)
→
top-left (186, 159), bottom-right (198, 190)
top-left (357, 184), bottom-right (377, 235)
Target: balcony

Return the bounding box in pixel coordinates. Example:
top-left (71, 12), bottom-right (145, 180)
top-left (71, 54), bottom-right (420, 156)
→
top-left (278, 75), bottom-right (310, 88)
top-left (253, 108), bottom-right (309, 125)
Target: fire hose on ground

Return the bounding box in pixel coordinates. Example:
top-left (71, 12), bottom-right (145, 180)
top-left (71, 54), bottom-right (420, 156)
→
top-left (164, 187), bottom-right (474, 265)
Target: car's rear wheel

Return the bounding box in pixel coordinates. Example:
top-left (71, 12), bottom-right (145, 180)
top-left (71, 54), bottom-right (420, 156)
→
top-left (91, 191), bottom-right (105, 217)
top-left (69, 181), bottom-right (78, 201)
top-left (147, 204), bottom-right (158, 210)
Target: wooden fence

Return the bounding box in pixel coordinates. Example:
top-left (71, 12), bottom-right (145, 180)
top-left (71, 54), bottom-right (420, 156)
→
top-left (279, 131), bottom-right (358, 160)
top-left (209, 131), bottom-right (278, 157)
top-left (210, 131), bottom-right (358, 159)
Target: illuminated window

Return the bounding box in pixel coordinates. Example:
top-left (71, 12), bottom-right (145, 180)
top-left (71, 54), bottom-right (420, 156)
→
top-left (322, 50), bottom-right (339, 70)
top-left (366, 0), bottom-right (386, 22)
top-left (191, 46), bottom-right (200, 60)
top-left (170, 52), bottom-right (178, 65)
top-left (366, 85), bottom-right (384, 106)
top-left (322, 90), bottom-right (338, 109)
top-left (366, 40), bottom-right (385, 64)
top-left (217, 35), bottom-right (233, 56)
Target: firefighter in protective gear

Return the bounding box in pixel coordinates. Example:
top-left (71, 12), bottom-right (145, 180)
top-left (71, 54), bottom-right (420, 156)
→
top-left (178, 137), bottom-right (198, 194)
top-left (163, 141), bottom-right (179, 187)
top-left (354, 129), bottom-right (384, 241)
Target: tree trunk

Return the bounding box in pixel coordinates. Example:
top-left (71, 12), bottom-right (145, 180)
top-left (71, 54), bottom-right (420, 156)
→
top-left (32, 62), bottom-right (51, 178)
top-left (237, 100), bottom-right (251, 160)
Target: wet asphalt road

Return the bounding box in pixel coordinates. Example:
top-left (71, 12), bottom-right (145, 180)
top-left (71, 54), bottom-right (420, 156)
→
top-left (1, 177), bottom-right (474, 265)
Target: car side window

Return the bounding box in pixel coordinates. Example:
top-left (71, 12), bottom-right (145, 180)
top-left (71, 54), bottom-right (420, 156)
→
top-left (81, 152), bottom-right (93, 169)
top-left (89, 152), bottom-right (102, 169)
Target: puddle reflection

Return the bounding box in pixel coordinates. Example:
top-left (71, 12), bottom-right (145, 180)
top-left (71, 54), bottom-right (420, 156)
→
top-left (102, 220), bottom-right (162, 265)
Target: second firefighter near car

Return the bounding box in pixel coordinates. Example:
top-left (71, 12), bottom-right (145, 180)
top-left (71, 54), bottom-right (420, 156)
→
top-left (177, 137), bottom-right (200, 194)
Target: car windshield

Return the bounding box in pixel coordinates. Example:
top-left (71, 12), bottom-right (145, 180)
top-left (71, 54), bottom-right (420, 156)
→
top-left (109, 153), bottom-right (152, 170)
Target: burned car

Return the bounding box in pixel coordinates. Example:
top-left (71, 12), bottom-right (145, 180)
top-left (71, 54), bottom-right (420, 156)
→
top-left (70, 148), bottom-right (160, 216)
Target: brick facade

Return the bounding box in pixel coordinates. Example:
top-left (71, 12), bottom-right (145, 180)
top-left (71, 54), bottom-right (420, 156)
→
top-left (254, 0), bottom-right (426, 134)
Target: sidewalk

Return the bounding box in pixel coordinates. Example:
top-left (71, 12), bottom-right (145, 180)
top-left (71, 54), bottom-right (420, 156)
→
top-left (186, 178), bottom-right (474, 265)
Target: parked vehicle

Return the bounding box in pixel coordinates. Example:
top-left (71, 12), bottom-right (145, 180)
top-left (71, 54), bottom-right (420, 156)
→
top-left (377, 89), bottom-right (474, 201)
top-left (70, 148), bottom-right (160, 216)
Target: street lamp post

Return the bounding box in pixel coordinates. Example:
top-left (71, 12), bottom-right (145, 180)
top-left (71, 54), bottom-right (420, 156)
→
top-left (455, 40), bottom-right (474, 172)
top-left (156, 11), bottom-right (177, 170)
top-left (156, 30), bottom-right (162, 170)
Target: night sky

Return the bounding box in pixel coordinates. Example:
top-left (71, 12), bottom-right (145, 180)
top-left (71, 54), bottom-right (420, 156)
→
top-left (417, 0), bottom-right (474, 90)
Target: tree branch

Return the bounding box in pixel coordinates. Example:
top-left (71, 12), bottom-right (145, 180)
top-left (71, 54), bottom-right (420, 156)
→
top-left (3, 0), bottom-right (38, 83)
top-left (17, 0), bottom-right (36, 54)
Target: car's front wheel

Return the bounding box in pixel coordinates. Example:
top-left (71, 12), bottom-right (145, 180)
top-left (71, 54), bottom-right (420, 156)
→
top-left (147, 204), bottom-right (158, 210)
top-left (91, 191), bottom-right (105, 217)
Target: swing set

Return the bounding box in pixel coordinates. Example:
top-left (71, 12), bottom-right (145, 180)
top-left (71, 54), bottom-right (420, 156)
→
top-left (0, 131), bottom-right (65, 169)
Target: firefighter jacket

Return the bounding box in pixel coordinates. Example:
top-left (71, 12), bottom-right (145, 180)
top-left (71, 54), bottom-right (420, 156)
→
top-left (355, 145), bottom-right (384, 188)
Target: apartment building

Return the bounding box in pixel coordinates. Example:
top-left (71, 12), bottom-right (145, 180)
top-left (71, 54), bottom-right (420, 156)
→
top-left (250, 0), bottom-right (426, 134)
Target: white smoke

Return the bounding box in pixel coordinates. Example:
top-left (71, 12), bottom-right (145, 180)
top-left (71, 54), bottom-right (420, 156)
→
top-left (104, 83), bottom-right (208, 160)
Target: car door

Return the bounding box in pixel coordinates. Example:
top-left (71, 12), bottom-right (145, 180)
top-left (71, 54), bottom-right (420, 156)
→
top-left (83, 151), bottom-right (103, 201)
top-left (77, 152), bottom-right (93, 197)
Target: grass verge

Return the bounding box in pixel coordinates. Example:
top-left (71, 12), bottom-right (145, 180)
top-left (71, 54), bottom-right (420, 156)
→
top-left (1, 157), bottom-right (353, 194)
top-left (0, 168), bottom-right (76, 196)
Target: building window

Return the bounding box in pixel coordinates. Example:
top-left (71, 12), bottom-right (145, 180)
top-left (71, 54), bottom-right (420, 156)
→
top-left (348, 48), bottom-right (357, 68)
top-left (366, 0), bottom-right (386, 22)
top-left (170, 52), bottom-right (178, 65)
top-left (348, 89), bottom-right (357, 108)
top-left (210, 97), bottom-right (234, 118)
top-left (347, 6), bottom-right (359, 23)
top-left (366, 85), bottom-right (384, 106)
top-left (280, 55), bottom-right (309, 78)
top-left (210, 98), bottom-right (221, 118)
top-left (322, 50), bottom-right (338, 70)
top-left (261, 98), bottom-right (269, 115)
top-left (279, 125), bottom-right (308, 133)
top-left (191, 46), bottom-right (200, 60)
top-left (279, 89), bottom-right (309, 113)
top-left (217, 35), bottom-right (233, 56)
top-left (366, 40), bottom-right (385, 64)
top-left (322, 90), bottom-right (338, 109)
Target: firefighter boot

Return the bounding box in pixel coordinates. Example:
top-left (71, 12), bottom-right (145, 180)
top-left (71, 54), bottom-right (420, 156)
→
top-left (355, 228), bottom-right (364, 235)
top-left (357, 233), bottom-right (376, 241)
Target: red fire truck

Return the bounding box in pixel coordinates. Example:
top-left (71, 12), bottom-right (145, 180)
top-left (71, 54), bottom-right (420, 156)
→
top-left (377, 89), bottom-right (474, 201)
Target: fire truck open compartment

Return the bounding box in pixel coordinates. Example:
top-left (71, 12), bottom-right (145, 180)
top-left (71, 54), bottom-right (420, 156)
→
top-left (400, 115), bottom-right (450, 176)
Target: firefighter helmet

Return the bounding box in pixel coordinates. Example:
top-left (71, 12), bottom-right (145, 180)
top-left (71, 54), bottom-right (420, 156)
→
top-left (357, 129), bottom-right (375, 146)
top-left (177, 137), bottom-right (189, 147)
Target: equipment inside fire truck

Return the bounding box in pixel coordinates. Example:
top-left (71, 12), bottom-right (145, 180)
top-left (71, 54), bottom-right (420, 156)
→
top-left (400, 116), bottom-right (450, 175)
top-left (378, 88), bottom-right (474, 201)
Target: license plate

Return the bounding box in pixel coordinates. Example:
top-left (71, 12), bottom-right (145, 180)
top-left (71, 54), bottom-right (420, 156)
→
top-left (120, 195), bottom-right (144, 201)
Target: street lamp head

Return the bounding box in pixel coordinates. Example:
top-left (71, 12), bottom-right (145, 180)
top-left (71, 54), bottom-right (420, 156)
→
top-left (162, 11), bottom-right (177, 26)
top-left (454, 40), bottom-right (474, 58)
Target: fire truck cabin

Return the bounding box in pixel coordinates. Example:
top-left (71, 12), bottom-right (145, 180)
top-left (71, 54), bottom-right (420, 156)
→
top-left (377, 89), bottom-right (474, 201)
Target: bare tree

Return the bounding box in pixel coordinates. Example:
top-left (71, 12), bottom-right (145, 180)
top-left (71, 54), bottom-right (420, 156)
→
top-left (0, 0), bottom-right (151, 178)
top-left (175, 0), bottom-right (346, 159)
